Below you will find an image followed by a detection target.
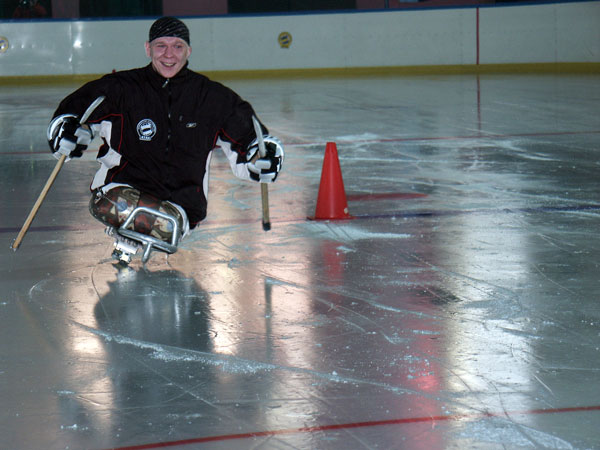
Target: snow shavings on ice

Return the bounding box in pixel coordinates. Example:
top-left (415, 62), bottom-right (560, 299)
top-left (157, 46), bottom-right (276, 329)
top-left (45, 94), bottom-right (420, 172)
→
top-left (302, 222), bottom-right (411, 242)
top-left (455, 418), bottom-right (575, 449)
top-left (73, 322), bottom-right (416, 396)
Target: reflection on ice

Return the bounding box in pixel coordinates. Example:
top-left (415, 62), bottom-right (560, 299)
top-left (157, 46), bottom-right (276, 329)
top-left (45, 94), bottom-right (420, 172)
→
top-left (2, 73), bottom-right (600, 449)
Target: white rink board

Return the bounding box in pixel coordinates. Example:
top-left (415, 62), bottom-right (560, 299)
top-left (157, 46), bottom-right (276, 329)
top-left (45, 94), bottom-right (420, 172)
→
top-left (0, 1), bottom-right (598, 77)
top-left (479, 1), bottom-right (600, 63)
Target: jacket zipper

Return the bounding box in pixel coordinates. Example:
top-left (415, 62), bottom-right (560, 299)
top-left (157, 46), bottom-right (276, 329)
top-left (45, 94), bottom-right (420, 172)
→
top-left (163, 78), bottom-right (172, 155)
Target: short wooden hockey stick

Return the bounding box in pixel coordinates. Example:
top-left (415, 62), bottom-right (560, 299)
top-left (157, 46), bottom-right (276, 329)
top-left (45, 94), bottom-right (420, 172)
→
top-left (11, 96), bottom-right (105, 251)
top-left (251, 116), bottom-right (271, 231)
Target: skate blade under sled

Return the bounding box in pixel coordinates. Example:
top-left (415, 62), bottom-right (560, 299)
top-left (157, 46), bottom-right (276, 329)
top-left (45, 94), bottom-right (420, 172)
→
top-left (107, 206), bottom-right (182, 265)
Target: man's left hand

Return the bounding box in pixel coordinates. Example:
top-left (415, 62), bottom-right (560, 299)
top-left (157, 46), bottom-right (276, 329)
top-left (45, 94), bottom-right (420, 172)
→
top-left (247, 136), bottom-right (284, 183)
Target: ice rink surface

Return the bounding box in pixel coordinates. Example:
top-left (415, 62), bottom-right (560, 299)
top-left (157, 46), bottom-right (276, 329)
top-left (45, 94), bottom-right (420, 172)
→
top-left (1, 71), bottom-right (600, 449)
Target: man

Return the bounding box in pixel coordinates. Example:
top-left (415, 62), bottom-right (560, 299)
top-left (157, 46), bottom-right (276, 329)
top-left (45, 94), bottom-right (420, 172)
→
top-left (48, 17), bottom-right (284, 261)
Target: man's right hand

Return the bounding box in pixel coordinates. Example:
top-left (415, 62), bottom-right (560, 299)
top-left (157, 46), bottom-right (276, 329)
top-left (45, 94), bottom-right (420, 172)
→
top-left (48, 114), bottom-right (93, 160)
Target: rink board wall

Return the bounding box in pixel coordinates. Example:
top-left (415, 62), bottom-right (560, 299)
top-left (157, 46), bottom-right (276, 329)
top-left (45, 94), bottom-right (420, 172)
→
top-left (0, 1), bottom-right (598, 77)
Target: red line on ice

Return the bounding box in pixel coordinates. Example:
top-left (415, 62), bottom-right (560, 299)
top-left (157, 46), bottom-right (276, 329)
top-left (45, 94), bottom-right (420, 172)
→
top-left (105, 404), bottom-right (600, 450)
top-left (347, 192), bottom-right (428, 201)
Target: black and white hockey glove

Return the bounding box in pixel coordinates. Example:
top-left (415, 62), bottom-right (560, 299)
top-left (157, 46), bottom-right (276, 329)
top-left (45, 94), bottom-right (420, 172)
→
top-left (246, 135), bottom-right (284, 183)
top-left (47, 114), bottom-right (93, 160)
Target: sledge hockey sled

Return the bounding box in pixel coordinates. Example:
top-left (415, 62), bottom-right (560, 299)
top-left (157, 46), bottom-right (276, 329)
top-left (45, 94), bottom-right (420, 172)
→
top-left (106, 206), bottom-right (182, 264)
top-left (90, 186), bottom-right (188, 265)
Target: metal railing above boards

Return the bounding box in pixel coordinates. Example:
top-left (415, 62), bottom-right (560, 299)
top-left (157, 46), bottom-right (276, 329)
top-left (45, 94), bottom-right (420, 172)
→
top-left (0, 0), bottom-right (584, 20)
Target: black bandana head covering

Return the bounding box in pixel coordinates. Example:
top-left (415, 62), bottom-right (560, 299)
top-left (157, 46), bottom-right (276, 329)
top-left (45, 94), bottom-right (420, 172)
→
top-left (149, 16), bottom-right (190, 45)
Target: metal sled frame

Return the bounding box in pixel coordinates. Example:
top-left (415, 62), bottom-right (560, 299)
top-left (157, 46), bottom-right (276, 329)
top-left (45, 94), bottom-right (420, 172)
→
top-left (111, 206), bottom-right (181, 264)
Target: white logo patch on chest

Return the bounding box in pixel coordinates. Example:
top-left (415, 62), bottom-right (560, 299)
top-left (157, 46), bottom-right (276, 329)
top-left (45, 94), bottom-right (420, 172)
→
top-left (137, 119), bottom-right (157, 141)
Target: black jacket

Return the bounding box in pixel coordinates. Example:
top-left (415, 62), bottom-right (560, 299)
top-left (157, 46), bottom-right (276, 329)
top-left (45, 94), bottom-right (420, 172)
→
top-left (53, 63), bottom-right (264, 226)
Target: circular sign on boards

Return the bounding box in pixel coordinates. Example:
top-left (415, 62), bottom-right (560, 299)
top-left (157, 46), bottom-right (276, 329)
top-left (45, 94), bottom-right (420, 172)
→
top-left (278, 32), bottom-right (292, 49)
top-left (0, 37), bottom-right (9, 54)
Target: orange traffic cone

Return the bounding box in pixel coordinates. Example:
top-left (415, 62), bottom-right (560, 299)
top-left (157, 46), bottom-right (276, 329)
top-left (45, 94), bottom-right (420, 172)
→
top-left (309, 142), bottom-right (353, 220)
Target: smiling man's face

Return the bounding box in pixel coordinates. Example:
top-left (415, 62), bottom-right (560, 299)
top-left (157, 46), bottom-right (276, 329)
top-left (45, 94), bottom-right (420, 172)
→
top-left (145, 36), bottom-right (191, 79)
